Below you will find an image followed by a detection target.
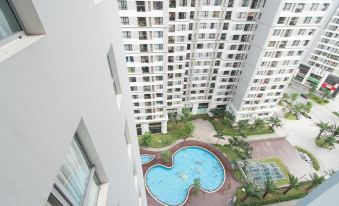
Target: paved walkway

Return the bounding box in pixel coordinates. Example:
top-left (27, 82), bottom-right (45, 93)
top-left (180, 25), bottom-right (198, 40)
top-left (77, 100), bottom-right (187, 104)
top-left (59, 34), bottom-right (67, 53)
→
top-left (192, 119), bottom-right (230, 145)
top-left (278, 84), bottom-right (339, 172)
top-left (249, 138), bottom-right (314, 180)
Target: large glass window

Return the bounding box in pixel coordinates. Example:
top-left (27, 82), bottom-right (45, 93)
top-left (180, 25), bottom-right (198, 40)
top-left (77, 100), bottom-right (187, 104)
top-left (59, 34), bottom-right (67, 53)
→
top-left (47, 135), bottom-right (100, 206)
top-left (0, 0), bottom-right (22, 41)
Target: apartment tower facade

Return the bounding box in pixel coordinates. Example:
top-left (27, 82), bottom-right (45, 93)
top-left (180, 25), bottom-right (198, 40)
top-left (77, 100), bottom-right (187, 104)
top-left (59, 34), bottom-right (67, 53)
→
top-left (295, 4), bottom-right (339, 98)
top-left (0, 0), bottom-right (147, 206)
top-left (117, 0), bottom-right (337, 133)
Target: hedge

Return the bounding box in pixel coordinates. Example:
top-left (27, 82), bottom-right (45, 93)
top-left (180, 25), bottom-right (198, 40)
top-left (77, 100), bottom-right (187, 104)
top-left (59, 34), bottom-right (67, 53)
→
top-left (295, 146), bottom-right (320, 171)
top-left (238, 193), bottom-right (307, 206)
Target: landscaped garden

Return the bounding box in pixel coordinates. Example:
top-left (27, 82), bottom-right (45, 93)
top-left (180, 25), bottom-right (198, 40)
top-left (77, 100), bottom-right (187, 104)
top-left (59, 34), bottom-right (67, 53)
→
top-left (139, 109), bottom-right (195, 148)
top-left (280, 93), bottom-right (312, 120)
top-left (235, 172), bottom-right (325, 206)
top-left (194, 111), bottom-right (282, 137)
top-left (314, 121), bottom-right (338, 150)
top-left (295, 146), bottom-right (320, 171)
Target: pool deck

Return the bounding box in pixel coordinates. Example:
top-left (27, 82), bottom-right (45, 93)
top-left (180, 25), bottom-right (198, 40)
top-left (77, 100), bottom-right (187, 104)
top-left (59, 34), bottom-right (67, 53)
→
top-left (141, 140), bottom-right (240, 206)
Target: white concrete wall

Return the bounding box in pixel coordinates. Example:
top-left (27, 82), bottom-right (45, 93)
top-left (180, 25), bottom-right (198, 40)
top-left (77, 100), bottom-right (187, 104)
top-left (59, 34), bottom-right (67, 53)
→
top-left (0, 0), bottom-right (146, 206)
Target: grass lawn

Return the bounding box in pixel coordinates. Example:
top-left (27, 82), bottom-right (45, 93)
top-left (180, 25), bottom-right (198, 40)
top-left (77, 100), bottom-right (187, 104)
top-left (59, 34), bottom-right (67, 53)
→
top-left (235, 181), bottom-right (312, 206)
top-left (309, 94), bottom-right (329, 105)
top-left (259, 157), bottom-right (289, 187)
top-left (315, 138), bottom-right (332, 150)
top-left (194, 115), bottom-right (274, 137)
top-left (213, 144), bottom-right (241, 161)
top-left (295, 146), bottom-right (320, 171)
top-left (139, 121), bottom-right (186, 148)
top-left (284, 113), bottom-right (298, 120)
top-left (213, 144), bottom-right (245, 182)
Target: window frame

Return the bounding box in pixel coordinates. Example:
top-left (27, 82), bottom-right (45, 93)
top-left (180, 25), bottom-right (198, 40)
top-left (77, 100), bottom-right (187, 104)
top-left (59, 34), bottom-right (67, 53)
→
top-left (0, 0), bottom-right (25, 47)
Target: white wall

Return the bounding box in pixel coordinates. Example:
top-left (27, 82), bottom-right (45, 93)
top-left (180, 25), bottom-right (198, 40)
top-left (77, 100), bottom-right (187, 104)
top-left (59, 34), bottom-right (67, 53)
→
top-left (0, 0), bottom-right (146, 206)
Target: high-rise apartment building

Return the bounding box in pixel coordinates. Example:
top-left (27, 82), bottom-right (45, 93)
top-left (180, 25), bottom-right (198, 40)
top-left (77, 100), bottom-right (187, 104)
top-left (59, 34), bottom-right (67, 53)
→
top-left (0, 1), bottom-right (146, 206)
top-left (295, 4), bottom-right (339, 98)
top-left (117, 0), bottom-right (337, 133)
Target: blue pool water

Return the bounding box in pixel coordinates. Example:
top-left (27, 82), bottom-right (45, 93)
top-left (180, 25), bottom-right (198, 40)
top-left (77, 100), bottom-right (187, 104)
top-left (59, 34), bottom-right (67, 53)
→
top-left (141, 154), bottom-right (155, 164)
top-left (146, 146), bottom-right (225, 206)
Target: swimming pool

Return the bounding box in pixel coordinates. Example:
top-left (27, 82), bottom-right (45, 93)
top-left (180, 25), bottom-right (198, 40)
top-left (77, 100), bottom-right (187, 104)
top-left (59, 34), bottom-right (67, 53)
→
top-left (145, 146), bottom-right (225, 206)
top-left (141, 154), bottom-right (155, 164)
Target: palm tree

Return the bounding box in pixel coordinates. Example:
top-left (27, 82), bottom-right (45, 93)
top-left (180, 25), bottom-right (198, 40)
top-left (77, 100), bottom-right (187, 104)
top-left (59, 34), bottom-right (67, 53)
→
top-left (322, 135), bottom-right (336, 150)
top-left (330, 124), bottom-right (339, 137)
top-left (316, 121), bottom-right (331, 139)
top-left (283, 174), bottom-right (300, 194)
top-left (306, 173), bottom-right (325, 191)
top-left (267, 116), bottom-right (283, 131)
top-left (237, 120), bottom-right (249, 134)
top-left (322, 89), bottom-right (332, 99)
top-left (223, 111), bottom-right (236, 127)
top-left (214, 132), bottom-right (224, 144)
top-left (253, 118), bottom-right (265, 131)
top-left (241, 182), bottom-right (261, 202)
top-left (324, 169), bottom-right (336, 177)
top-left (292, 103), bottom-right (304, 120)
top-left (262, 178), bottom-right (279, 199)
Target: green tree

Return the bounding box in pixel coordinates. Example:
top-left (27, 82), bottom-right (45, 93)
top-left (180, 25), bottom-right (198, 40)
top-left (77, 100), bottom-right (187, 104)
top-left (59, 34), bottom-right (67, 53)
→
top-left (223, 111), bottom-right (236, 128)
top-left (241, 182), bottom-right (261, 202)
top-left (283, 174), bottom-right (300, 194)
top-left (267, 116), bottom-right (283, 131)
top-left (324, 168), bottom-right (336, 177)
top-left (161, 150), bottom-right (172, 163)
top-left (214, 131), bottom-right (224, 144)
top-left (282, 93), bottom-right (289, 103)
top-left (262, 178), bottom-right (279, 199)
top-left (192, 178), bottom-right (201, 196)
top-left (209, 108), bottom-right (225, 118)
top-left (140, 132), bottom-right (152, 146)
top-left (181, 108), bottom-right (192, 122)
top-left (290, 92), bottom-right (300, 102)
top-left (306, 173), bottom-right (325, 191)
top-left (237, 120), bottom-right (250, 134)
top-left (330, 124), bottom-right (339, 137)
top-left (304, 101), bottom-right (313, 114)
top-left (168, 112), bottom-right (180, 125)
top-left (316, 121), bottom-right (331, 139)
top-left (322, 135), bottom-right (336, 150)
top-left (253, 118), bottom-right (265, 131)
top-left (184, 121), bottom-right (194, 138)
top-left (308, 84), bottom-right (317, 97)
top-left (229, 136), bottom-right (253, 159)
top-left (322, 89), bottom-right (332, 99)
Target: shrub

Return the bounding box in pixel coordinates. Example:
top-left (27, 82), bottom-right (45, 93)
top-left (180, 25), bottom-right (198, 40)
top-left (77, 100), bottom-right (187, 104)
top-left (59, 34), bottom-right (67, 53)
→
top-left (192, 178), bottom-right (201, 196)
top-left (184, 121), bottom-right (195, 138)
top-left (161, 150), bottom-right (172, 163)
top-left (295, 146), bottom-right (320, 171)
top-left (238, 193), bottom-right (307, 206)
top-left (140, 132), bottom-right (152, 146)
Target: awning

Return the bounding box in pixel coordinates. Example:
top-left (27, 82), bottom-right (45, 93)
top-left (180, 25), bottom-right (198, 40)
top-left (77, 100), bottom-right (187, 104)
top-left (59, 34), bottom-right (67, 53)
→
top-left (307, 77), bottom-right (320, 84)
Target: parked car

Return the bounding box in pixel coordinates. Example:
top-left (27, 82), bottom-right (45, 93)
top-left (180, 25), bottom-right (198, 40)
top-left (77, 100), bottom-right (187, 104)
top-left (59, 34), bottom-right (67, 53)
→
top-left (300, 93), bottom-right (308, 99)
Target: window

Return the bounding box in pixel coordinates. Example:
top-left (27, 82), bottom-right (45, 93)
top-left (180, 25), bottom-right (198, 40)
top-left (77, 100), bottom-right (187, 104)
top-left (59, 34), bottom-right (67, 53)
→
top-left (138, 17), bottom-right (146, 27)
top-left (0, 0), bottom-right (22, 42)
top-left (310, 3), bottom-right (319, 11)
top-left (120, 17), bottom-right (129, 25)
top-left (118, 0), bottom-right (128, 10)
top-left (283, 3), bottom-right (292, 11)
top-left (153, 1), bottom-right (163, 10)
top-left (277, 17), bottom-right (285, 24)
top-left (136, 1), bottom-right (145, 12)
top-left (46, 135), bottom-right (100, 206)
top-left (154, 31), bottom-right (163, 38)
top-left (138, 31), bottom-right (147, 40)
top-left (122, 31), bottom-right (131, 39)
top-left (107, 45), bottom-right (122, 95)
top-left (178, 12), bottom-right (186, 19)
top-left (154, 17), bottom-right (163, 25)
top-left (124, 44), bottom-right (132, 51)
top-left (304, 17), bottom-right (312, 24)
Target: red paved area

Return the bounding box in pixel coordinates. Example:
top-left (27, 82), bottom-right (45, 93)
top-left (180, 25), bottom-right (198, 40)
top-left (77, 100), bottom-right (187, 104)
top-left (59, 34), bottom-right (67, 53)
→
top-left (249, 137), bottom-right (313, 179)
top-left (141, 140), bottom-right (240, 206)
